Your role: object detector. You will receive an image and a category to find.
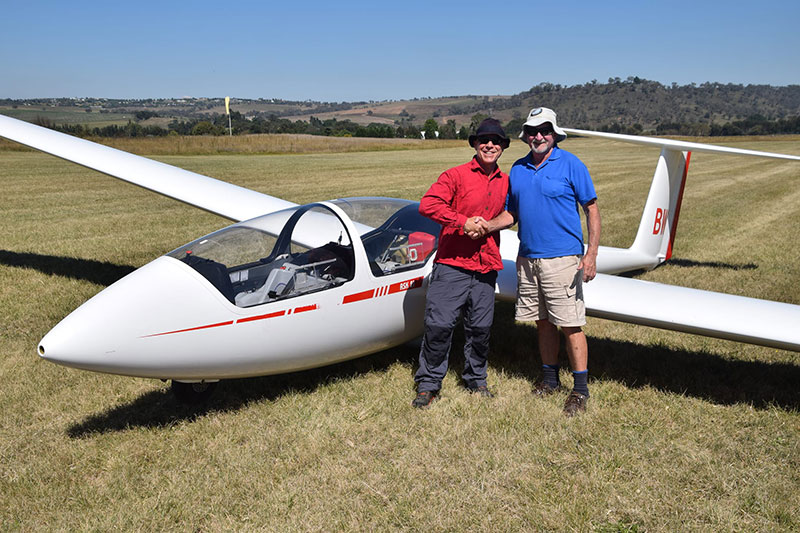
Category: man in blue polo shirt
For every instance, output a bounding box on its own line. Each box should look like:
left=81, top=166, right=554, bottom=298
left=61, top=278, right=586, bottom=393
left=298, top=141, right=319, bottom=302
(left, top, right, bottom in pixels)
left=476, top=107, right=601, bottom=416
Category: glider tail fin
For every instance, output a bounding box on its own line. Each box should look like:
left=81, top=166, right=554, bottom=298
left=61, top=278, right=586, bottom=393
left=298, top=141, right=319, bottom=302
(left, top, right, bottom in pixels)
left=564, top=126, right=799, bottom=274
left=628, top=147, right=691, bottom=265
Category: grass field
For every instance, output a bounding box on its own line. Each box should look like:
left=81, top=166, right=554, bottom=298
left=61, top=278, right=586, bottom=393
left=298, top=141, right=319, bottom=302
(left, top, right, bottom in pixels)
left=0, top=132, right=461, bottom=156
left=1, top=133, right=799, bottom=531
left=0, top=106, right=134, bottom=128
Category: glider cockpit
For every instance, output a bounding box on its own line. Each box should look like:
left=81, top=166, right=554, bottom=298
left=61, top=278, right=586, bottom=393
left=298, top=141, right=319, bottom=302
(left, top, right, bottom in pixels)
left=35, top=197, right=440, bottom=381
left=167, top=198, right=440, bottom=308
left=358, top=200, right=440, bottom=277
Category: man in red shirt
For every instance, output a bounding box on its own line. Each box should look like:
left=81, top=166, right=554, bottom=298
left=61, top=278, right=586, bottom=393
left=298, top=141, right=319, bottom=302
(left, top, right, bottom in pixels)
left=412, top=118, right=510, bottom=408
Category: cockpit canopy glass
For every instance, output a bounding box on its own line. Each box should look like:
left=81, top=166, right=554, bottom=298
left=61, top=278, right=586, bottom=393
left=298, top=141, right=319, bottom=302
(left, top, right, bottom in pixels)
left=331, top=198, right=440, bottom=277
left=166, top=198, right=440, bottom=307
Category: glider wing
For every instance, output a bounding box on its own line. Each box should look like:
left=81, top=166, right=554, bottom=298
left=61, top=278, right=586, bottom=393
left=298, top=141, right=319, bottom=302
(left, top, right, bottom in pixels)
left=0, top=114, right=295, bottom=222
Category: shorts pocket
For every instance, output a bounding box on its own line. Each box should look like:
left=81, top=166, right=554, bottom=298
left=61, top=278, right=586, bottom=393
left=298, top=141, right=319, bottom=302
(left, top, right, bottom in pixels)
left=563, top=282, right=576, bottom=299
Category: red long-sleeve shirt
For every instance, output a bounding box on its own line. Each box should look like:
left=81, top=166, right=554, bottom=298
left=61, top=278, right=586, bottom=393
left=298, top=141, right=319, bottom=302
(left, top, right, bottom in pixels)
left=419, top=157, right=508, bottom=273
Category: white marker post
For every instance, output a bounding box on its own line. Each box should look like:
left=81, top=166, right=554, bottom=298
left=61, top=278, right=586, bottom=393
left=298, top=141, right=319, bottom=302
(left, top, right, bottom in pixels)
left=225, top=96, right=232, bottom=136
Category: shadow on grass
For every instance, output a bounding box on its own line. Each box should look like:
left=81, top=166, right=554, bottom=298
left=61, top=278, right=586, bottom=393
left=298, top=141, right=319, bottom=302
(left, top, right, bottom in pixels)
left=487, top=302, right=799, bottom=411
left=0, top=250, right=136, bottom=286
left=666, top=257, right=758, bottom=270
left=67, top=344, right=417, bottom=438
left=585, top=337, right=798, bottom=409
left=614, top=257, right=759, bottom=279
left=68, top=302, right=798, bottom=437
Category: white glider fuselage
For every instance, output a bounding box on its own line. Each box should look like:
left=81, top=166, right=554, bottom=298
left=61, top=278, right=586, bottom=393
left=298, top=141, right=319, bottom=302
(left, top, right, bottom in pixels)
left=38, top=199, right=437, bottom=380
left=39, top=254, right=431, bottom=380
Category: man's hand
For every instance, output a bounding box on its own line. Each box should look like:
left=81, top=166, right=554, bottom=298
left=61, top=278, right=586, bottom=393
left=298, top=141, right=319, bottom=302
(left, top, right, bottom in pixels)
left=580, top=200, right=601, bottom=282
left=464, top=216, right=489, bottom=239
left=578, top=253, right=597, bottom=282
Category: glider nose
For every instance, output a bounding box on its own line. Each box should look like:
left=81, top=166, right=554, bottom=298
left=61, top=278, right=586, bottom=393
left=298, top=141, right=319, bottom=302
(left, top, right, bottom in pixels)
left=37, top=256, right=235, bottom=377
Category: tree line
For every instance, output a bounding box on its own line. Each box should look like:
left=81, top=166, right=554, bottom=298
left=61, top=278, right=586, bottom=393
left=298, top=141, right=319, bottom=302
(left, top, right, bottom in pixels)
left=44, top=111, right=800, bottom=140
left=43, top=112, right=480, bottom=140
left=34, top=105, right=800, bottom=141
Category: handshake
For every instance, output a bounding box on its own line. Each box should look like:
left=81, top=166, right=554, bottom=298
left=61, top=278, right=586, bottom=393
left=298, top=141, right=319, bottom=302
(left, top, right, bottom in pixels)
left=464, top=216, right=492, bottom=240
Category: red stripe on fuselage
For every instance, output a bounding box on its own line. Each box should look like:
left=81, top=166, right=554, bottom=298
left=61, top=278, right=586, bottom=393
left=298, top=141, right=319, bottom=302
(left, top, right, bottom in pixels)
left=142, top=303, right=322, bottom=338
left=388, top=277, right=423, bottom=294
left=142, top=320, right=234, bottom=338
left=343, top=289, right=375, bottom=304
left=236, top=310, right=286, bottom=324
left=144, top=276, right=424, bottom=337
left=343, top=277, right=423, bottom=304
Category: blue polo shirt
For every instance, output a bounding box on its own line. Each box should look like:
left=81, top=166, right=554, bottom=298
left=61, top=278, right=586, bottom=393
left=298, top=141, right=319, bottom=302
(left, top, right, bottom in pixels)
left=505, top=147, right=596, bottom=258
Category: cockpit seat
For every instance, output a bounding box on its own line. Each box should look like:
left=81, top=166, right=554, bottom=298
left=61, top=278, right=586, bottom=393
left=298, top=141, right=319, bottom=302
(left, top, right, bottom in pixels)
left=235, top=263, right=294, bottom=307
left=182, top=254, right=235, bottom=304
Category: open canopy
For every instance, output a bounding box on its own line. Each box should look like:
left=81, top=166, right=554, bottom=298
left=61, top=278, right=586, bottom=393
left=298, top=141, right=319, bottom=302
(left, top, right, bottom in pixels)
left=167, top=198, right=441, bottom=308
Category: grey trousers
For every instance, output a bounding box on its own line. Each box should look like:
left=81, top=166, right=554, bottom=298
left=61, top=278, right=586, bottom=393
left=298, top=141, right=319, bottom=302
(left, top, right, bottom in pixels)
left=415, top=263, right=497, bottom=392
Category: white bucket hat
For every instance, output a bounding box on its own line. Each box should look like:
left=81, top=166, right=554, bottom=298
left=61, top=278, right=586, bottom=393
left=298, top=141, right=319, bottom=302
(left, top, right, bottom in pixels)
left=519, top=107, right=567, bottom=143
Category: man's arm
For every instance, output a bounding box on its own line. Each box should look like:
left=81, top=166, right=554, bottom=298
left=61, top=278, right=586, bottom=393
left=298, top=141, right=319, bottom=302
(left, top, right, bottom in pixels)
left=486, top=210, right=516, bottom=233
left=419, top=171, right=468, bottom=231
left=580, top=199, right=601, bottom=282
left=466, top=210, right=516, bottom=239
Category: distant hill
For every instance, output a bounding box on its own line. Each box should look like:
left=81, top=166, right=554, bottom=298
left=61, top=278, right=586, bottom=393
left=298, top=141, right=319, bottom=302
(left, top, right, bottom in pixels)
left=3, top=77, right=799, bottom=136
left=293, top=77, right=800, bottom=134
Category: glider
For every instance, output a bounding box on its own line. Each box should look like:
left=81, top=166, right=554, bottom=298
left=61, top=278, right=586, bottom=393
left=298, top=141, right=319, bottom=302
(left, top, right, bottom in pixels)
left=1, top=114, right=798, bottom=402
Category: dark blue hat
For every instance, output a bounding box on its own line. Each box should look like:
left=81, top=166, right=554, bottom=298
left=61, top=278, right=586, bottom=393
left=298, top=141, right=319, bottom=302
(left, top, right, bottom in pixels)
left=468, top=118, right=510, bottom=149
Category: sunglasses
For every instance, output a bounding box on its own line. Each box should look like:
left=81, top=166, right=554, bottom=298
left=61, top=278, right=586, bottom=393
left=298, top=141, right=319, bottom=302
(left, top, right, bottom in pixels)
left=477, top=136, right=504, bottom=146
left=524, top=125, right=554, bottom=137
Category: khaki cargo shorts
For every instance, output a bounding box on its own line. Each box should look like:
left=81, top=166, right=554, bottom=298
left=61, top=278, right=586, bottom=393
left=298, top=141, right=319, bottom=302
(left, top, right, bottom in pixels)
left=515, top=255, right=586, bottom=327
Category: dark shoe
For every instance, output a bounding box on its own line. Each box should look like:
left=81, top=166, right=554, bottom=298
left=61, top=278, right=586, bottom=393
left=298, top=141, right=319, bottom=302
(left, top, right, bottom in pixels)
left=412, top=390, right=439, bottom=409
left=563, top=390, right=588, bottom=417
left=468, top=385, right=494, bottom=398
left=532, top=381, right=564, bottom=397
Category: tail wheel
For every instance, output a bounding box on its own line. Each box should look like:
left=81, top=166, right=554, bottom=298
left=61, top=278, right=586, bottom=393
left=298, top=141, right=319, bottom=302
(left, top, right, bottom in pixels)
left=171, top=380, right=218, bottom=404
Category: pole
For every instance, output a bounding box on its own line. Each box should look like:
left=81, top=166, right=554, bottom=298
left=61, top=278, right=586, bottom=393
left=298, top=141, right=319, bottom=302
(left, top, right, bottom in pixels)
left=225, top=96, right=232, bottom=136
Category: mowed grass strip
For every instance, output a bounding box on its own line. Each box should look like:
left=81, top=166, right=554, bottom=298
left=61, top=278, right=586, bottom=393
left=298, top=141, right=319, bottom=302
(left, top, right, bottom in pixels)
left=1, top=135, right=799, bottom=531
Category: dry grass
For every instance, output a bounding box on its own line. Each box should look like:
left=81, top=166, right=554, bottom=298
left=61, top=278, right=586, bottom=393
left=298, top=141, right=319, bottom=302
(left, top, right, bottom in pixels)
left=0, top=132, right=463, bottom=156
left=1, top=135, right=799, bottom=531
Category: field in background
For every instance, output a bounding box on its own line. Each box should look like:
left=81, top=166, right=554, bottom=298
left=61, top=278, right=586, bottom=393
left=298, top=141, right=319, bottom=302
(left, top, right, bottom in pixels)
left=0, top=132, right=462, bottom=155
left=1, top=135, right=798, bottom=531
left=0, top=106, right=132, bottom=127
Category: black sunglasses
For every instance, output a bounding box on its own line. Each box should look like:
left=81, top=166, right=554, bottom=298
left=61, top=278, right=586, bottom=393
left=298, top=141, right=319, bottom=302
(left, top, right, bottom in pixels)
left=477, top=136, right=504, bottom=146
left=524, top=125, right=554, bottom=137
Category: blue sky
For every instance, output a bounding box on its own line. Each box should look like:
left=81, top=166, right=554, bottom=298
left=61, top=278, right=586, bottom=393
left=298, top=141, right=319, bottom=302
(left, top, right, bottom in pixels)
left=1, top=0, right=798, bottom=101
